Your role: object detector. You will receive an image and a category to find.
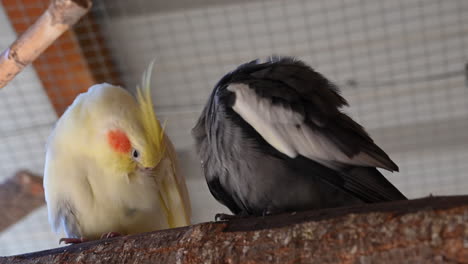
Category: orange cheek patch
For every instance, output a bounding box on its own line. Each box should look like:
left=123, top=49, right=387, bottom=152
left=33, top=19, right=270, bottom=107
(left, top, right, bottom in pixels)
left=107, top=130, right=131, bottom=153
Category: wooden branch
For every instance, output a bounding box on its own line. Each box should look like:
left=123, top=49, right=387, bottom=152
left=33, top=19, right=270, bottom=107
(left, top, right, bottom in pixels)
left=0, top=171, right=45, bottom=232
left=5, top=0, right=121, bottom=115
left=1, top=196, right=467, bottom=263
left=0, top=0, right=92, bottom=89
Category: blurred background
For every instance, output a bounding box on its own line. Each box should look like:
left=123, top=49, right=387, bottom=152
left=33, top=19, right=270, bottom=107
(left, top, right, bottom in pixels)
left=0, top=0, right=467, bottom=256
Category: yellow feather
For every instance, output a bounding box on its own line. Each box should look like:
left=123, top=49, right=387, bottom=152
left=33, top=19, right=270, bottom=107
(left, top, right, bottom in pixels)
left=135, top=60, right=191, bottom=228
left=161, top=136, right=192, bottom=227
left=136, top=60, right=166, bottom=168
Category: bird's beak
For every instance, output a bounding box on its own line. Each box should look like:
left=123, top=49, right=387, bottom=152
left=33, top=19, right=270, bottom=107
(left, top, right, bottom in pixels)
left=138, top=165, right=156, bottom=171
left=137, top=164, right=157, bottom=176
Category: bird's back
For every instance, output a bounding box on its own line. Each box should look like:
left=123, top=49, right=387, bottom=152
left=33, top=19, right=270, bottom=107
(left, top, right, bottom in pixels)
left=193, top=57, right=406, bottom=216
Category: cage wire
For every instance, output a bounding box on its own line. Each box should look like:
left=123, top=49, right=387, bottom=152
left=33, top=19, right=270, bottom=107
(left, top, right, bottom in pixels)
left=0, top=0, right=467, bottom=256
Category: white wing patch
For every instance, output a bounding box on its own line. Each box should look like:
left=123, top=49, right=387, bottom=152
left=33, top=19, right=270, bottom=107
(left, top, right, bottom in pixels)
left=227, top=84, right=385, bottom=169
left=228, top=84, right=299, bottom=158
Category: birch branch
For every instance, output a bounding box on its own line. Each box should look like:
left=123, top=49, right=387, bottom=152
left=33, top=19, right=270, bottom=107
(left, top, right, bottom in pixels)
left=0, top=0, right=92, bottom=89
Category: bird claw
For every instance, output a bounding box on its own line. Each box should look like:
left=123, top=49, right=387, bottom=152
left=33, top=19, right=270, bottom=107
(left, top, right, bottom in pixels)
left=100, top=232, right=122, bottom=239
left=215, top=212, right=250, bottom=222
left=59, top=232, right=121, bottom=244
left=215, top=213, right=235, bottom=221
left=59, top=237, right=87, bottom=245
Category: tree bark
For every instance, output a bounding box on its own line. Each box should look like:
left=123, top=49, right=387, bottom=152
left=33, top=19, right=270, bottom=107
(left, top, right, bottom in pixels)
left=0, top=0, right=92, bottom=89
left=1, top=196, right=467, bottom=263
left=0, top=171, right=45, bottom=232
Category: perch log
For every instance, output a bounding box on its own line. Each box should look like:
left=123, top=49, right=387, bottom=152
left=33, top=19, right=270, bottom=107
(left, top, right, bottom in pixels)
left=0, top=196, right=467, bottom=263
left=0, top=0, right=92, bottom=89
left=0, top=171, right=45, bottom=232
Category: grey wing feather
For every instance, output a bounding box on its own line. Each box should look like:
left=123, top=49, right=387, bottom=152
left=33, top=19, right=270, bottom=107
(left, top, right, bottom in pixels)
left=52, top=200, right=82, bottom=238
left=226, top=57, right=398, bottom=171
left=340, top=167, right=406, bottom=201
left=224, top=57, right=405, bottom=201
left=192, top=94, right=247, bottom=213
left=228, top=82, right=398, bottom=171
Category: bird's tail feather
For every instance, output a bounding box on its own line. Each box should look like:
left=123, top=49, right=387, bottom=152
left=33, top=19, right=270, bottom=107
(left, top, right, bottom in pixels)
left=341, top=166, right=407, bottom=202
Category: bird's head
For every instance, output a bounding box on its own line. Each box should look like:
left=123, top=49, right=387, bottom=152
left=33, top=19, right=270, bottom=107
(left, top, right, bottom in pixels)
left=91, top=62, right=165, bottom=178
left=104, top=125, right=162, bottom=175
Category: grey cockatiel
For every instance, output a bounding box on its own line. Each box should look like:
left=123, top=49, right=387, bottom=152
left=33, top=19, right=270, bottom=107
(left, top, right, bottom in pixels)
left=192, top=56, right=406, bottom=217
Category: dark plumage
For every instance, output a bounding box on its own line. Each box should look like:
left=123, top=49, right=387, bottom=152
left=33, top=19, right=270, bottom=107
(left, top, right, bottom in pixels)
left=192, top=56, right=406, bottom=216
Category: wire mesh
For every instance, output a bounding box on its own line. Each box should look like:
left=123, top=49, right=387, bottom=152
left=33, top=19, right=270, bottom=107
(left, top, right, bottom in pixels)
left=0, top=0, right=467, bottom=256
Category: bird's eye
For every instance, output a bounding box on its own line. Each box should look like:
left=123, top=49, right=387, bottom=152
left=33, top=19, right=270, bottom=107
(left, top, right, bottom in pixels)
left=132, top=149, right=139, bottom=159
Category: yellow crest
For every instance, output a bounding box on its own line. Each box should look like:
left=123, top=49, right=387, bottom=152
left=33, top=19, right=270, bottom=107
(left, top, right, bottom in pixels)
left=136, top=60, right=166, bottom=167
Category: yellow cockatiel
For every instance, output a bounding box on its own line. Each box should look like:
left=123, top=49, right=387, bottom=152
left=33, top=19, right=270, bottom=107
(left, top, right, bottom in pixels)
left=43, top=61, right=191, bottom=243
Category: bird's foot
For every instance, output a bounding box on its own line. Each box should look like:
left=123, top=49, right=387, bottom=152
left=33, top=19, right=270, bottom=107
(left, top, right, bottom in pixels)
left=59, top=232, right=122, bottom=244
left=215, top=211, right=249, bottom=222
left=59, top=237, right=88, bottom=245
left=215, top=213, right=236, bottom=221
left=262, top=209, right=279, bottom=217
left=100, top=232, right=122, bottom=239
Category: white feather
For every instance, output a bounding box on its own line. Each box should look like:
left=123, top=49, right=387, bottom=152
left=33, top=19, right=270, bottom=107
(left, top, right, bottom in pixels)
left=228, top=84, right=381, bottom=169
left=228, top=84, right=298, bottom=157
